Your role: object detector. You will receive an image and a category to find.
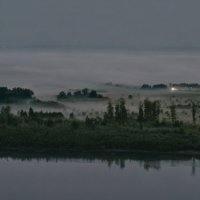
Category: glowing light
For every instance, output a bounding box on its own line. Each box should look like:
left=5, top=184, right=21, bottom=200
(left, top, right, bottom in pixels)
left=171, top=87, right=177, bottom=91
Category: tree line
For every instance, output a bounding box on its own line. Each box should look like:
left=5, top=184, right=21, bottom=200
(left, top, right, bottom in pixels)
left=0, top=98, right=198, bottom=129
left=0, top=87, right=34, bottom=103
left=57, top=88, right=106, bottom=100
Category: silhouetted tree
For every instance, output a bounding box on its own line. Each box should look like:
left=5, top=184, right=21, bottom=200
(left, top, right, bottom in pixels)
left=29, top=108, right=35, bottom=119
left=114, top=98, right=128, bottom=124
left=170, top=103, right=177, bottom=125
left=128, top=94, right=133, bottom=99
left=1, top=106, right=11, bottom=116
left=69, top=112, right=75, bottom=120
left=0, top=106, right=11, bottom=124
left=141, top=84, right=152, bottom=90
left=143, top=99, right=160, bottom=122
left=152, top=100, right=161, bottom=122
left=74, top=90, right=82, bottom=97
left=67, top=91, right=72, bottom=97
left=85, top=116, right=95, bottom=129
left=107, top=101, right=114, bottom=120
left=192, top=102, right=197, bottom=124
left=119, top=98, right=128, bottom=123
left=144, top=98, right=152, bottom=121
left=85, top=116, right=91, bottom=127
left=152, top=84, right=168, bottom=90
left=89, top=90, right=97, bottom=98
left=82, top=88, right=88, bottom=96
left=138, top=103, right=144, bottom=130
left=104, top=101, right=114, bottom=123
left=20, top=110, right=28, bottom=118
left=57, top=91, right=67, bottom=99
left=0, top=87, right=34, bottom=102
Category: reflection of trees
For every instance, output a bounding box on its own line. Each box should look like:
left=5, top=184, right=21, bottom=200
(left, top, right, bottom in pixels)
left=107, top=159, right=125, bottom=169
left=0, top=150, right=199, bottom=173
left=191, top=157, right=196, bottom=176
left=142, top=160, right=161, bottom=171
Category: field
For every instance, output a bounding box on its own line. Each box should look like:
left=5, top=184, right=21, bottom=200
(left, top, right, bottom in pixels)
left=0, top=84, right=200, bottom=152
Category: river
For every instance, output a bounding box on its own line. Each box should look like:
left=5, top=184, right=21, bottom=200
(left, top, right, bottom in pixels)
left=0, top=151, right=199, bottom=200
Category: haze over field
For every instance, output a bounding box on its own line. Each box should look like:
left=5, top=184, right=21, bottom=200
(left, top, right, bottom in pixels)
left=0, top=50, right=200, bottom=96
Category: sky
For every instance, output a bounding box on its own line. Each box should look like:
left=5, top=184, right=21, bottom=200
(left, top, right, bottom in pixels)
left=0, top=0, right=200, bottom=49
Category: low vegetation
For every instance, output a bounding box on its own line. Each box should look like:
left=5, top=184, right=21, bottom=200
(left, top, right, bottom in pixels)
left=0, top=97, right=200, bottom=152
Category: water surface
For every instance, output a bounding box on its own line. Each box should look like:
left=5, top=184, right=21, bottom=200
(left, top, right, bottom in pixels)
left=0, top=152, right=199, bottom=200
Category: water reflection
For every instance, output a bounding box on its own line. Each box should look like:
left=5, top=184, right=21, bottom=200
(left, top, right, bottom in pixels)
left=0, top=150, right=199, bottom=174
left=0, top=150, right=200, bottom=200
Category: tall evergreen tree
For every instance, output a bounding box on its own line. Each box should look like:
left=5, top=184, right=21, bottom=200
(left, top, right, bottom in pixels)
left=152, top=100, right=160, bottom=122
left=104, top=101, right=114, bottom=122
left=143, top=99, right=160, bottom=122
left=138, top=103, right=144, bottom=130
left=119, top=98, right=128, bottom=123
left=192, top=102, right=197, bottom=124
left=114, top=98, right=128, bottom=124
left=115, top=103, right=120, bottom=123
left=0, top=106, right=11, bottom=124
left=29, top=107, right=35, bottom=119
left=170, top=103, right=177, bottom=125
left=144, top=98, right=152, bottom=121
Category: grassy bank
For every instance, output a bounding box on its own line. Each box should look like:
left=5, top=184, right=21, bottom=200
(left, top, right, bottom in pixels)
left=0, top=123, right=200, bottom=152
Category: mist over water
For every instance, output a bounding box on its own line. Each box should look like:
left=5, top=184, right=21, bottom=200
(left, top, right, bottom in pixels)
left=0, top=49, right=200, bottom=96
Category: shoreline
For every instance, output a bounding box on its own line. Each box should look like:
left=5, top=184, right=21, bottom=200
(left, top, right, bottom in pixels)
left=1, top=147, right=200, bottom=157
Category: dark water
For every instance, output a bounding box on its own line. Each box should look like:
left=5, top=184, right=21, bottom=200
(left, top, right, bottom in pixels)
left=0, top=151, right=199, bottom=200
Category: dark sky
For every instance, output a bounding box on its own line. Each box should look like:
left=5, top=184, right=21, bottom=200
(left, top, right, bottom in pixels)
left=1, top=0, right=200, bottom=48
